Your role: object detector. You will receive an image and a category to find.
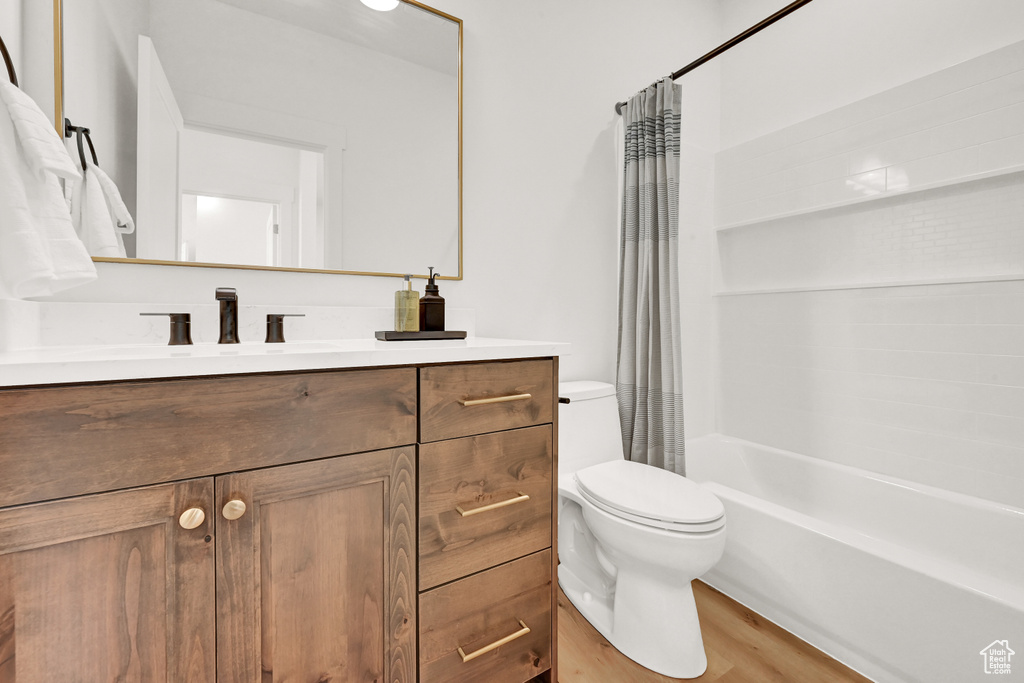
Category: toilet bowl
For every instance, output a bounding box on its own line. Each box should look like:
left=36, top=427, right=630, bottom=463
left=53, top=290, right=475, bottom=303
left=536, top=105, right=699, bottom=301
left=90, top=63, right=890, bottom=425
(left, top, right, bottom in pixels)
left=557, top=381, right=726, bottom=679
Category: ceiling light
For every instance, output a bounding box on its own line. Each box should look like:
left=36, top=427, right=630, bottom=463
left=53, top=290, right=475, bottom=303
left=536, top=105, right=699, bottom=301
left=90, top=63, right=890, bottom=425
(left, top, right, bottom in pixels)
left=360, top=0, right=399, bottom=10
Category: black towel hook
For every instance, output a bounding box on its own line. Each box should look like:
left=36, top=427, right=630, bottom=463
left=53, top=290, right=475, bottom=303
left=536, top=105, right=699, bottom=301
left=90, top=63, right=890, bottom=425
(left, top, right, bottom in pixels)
left=0, top=33, right=17, bottom=87
left=64, top=118, right=99, bottom=172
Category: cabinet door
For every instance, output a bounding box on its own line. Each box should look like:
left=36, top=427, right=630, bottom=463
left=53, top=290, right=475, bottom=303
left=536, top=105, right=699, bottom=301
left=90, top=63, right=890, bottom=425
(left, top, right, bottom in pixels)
left=216, top=447, right=416, bottom=683
left=0, top=479, right=215, bottom=682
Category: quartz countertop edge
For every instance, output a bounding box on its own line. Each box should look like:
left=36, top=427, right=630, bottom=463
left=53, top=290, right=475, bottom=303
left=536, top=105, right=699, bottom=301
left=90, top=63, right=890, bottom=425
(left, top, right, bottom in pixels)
left=0, top=337, right=570, bottom=387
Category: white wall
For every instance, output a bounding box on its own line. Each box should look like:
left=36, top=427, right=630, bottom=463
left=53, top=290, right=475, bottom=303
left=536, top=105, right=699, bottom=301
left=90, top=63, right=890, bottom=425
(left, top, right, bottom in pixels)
left=32, top=0, right=722, bottom=389
left=719, top=0, right=1024, bottom=148
left=714, top=1, right=1024, bottom=507
left=434, top=0, right=720, bottom=425
left=1, top=2, right=22, bottom=82
left=12, top=0, right=56, bottom=127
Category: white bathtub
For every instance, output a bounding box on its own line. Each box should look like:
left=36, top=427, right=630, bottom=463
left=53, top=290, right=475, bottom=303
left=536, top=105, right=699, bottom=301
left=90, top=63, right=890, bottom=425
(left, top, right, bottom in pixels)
left=686, top=434, right=1024, bottom=683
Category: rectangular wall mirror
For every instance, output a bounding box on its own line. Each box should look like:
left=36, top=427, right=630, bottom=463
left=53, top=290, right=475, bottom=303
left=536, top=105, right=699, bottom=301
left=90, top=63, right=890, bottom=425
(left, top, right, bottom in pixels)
left=57, top=0, right=462, bottom=279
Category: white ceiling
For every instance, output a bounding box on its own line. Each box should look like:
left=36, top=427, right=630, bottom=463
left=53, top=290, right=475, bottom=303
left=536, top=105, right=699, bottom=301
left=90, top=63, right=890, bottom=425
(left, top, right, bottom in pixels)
left=211, top=0, right=459, bottom=75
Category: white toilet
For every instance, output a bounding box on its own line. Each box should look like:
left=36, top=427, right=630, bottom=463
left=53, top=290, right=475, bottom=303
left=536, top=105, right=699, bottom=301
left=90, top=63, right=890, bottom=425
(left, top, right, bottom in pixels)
left=557, top=381, right=726, bottom=679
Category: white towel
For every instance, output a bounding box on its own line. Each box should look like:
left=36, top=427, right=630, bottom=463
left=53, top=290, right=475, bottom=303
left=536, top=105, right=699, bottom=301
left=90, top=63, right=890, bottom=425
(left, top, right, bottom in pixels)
left=0, top=82, right=96, bottom=299
left=66, top=160, right=133, bottom=258
left=92, top=163, right=135, bottom=237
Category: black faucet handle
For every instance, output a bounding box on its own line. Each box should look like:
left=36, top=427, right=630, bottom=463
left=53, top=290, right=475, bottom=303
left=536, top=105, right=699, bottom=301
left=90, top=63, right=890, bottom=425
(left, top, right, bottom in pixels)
left=265, top=314, right=305, bottom=343
left=215, top=287, right=237, bottom=301
left=140, top=312, right=193, bottom=346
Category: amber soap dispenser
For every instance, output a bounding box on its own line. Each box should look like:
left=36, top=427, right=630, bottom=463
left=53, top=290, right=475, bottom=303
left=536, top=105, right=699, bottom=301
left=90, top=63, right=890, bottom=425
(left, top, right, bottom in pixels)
left=394, top=274, right=419, bottom=332
left=419, top=267, right=445, bottom=331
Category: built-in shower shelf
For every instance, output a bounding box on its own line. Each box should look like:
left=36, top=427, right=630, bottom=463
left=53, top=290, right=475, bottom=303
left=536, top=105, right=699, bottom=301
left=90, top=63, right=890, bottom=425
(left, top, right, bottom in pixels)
left=714, top=40, right=1024, bottom=232
left=714, top=273, right=1024, bottom=297
left=714, top=164, right=1024, bottom=233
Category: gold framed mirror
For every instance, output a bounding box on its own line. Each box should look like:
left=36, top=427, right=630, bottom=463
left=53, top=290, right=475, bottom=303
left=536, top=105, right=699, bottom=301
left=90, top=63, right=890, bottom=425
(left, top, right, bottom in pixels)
left=54, top=0, right=461, bottom=280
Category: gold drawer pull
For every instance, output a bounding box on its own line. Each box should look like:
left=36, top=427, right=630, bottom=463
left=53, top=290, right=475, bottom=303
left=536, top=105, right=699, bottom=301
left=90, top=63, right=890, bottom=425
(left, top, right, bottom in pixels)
left=456, top=492, right=530, bottom=517
left=457, top=620, right=531, bottom=663
left=458, top=393, right=532, bottom=407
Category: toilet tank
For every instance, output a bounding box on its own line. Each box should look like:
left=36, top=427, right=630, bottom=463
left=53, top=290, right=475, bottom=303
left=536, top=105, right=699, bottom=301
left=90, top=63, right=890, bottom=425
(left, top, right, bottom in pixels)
left=558, top=381, right=625, bottom=478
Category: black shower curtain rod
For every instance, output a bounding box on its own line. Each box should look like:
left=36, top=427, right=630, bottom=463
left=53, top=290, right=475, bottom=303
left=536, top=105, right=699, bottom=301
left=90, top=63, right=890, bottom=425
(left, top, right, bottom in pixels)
left=615, top=0, right=816, bottom=114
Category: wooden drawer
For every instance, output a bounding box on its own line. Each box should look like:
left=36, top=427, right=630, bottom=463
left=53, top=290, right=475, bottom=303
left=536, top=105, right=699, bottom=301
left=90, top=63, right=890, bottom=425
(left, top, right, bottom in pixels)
left=419, top=425, right=552, bottom=590
left=419, top=549, right=552, bottom=683
left=0, top=367, right=417, bottom=507
left=419, top=360, right=554, bottom=442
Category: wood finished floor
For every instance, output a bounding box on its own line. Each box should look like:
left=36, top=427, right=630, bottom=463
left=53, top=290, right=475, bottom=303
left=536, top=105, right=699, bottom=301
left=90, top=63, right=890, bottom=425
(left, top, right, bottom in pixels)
left=558, top=581, right=873, bottom=683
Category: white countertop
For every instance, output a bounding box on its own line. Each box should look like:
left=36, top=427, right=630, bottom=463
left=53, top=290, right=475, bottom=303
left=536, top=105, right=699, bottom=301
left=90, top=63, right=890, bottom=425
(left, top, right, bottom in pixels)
left=0, top=337, right=569, bottom=387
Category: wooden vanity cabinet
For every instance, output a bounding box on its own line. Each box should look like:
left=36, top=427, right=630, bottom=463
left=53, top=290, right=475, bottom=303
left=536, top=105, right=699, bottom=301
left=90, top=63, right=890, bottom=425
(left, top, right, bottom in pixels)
left=0, top=357, right=558, bottom=683
left=418, top=359, right=558, bottom=683
left=0, top=367, right=418, bottom=683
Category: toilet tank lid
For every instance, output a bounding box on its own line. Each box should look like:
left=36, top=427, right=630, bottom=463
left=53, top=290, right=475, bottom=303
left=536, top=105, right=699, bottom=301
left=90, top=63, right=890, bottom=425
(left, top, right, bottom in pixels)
left=559, top=381, right=615, bottom=402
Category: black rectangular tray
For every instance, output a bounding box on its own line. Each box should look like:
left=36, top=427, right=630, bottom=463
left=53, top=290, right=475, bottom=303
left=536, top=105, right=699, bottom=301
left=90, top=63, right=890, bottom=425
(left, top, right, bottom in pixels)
left=375, top=330, right=468, bottom=341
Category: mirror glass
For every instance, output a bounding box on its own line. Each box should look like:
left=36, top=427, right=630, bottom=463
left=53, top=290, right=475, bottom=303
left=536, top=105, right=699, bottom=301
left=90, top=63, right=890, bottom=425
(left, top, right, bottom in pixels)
left=60, top=0, right=461, bottom=278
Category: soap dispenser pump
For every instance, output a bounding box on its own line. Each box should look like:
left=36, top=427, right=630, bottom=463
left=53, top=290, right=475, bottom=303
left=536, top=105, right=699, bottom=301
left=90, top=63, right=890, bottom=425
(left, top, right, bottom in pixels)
left=419, top=267, right=445, bottom=332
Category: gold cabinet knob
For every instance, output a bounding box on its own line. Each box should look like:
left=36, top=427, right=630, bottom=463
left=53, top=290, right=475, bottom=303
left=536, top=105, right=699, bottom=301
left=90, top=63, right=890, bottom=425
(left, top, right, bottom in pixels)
left=222, top=499, right=247, bottom=520
left=178, top=507, right=206, bottom=530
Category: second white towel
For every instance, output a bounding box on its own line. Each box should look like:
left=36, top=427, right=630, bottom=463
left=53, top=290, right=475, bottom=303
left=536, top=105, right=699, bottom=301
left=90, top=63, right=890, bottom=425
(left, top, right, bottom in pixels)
left=66, top=160, right=134, bottom=258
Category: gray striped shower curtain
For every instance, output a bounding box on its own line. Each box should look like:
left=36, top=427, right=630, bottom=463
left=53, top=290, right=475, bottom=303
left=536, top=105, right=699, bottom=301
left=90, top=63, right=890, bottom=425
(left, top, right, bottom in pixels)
left=616, top=77, right=686, bottom=474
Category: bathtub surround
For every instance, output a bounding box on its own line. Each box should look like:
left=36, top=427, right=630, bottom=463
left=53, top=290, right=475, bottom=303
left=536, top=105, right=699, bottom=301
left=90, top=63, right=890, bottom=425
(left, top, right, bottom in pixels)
left=715, top=38, right=1024, bottom=509
left=717, top=283, right=1024, bottom=508
left=617, top=79, right=687, bottom=473
left=715, top=38, right=1024, bottom=234
left=702, top=9, right=1024, bottom=681
left=688, top=434, right=1024, bottom=683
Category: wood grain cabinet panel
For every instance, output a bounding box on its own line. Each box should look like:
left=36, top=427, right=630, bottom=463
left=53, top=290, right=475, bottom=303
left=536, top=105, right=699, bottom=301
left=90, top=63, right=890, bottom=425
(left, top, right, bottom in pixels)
left=417, top=359, right=559, bottom=683
left=419, top=550, right=552, bottom=683
left=0, top=367, right=417, bottom=507
left=215, top=447, right=416, bottom=683
left=0, top=479, right=216, bottom=682
left=420, top=361, right=553, bottom=442
left=0, top=358, right=558, bottom=682
left=419, top=426, right=552, bottom=590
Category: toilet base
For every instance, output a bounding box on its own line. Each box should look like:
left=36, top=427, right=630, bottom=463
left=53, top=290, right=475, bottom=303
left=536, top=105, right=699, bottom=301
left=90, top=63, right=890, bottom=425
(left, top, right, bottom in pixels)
left=559, top=564, right=709, bottom=679
left=559, top=564, right=615, bottom=636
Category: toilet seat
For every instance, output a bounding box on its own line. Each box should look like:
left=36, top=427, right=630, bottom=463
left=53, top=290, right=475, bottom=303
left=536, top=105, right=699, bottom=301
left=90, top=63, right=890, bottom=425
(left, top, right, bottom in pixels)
left=574, top=459, right=725, bottom=533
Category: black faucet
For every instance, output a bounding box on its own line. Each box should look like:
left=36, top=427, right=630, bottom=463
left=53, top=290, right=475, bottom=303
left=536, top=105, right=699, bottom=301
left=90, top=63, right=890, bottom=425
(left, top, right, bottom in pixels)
left=216, top=288, right=240, bottom=344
